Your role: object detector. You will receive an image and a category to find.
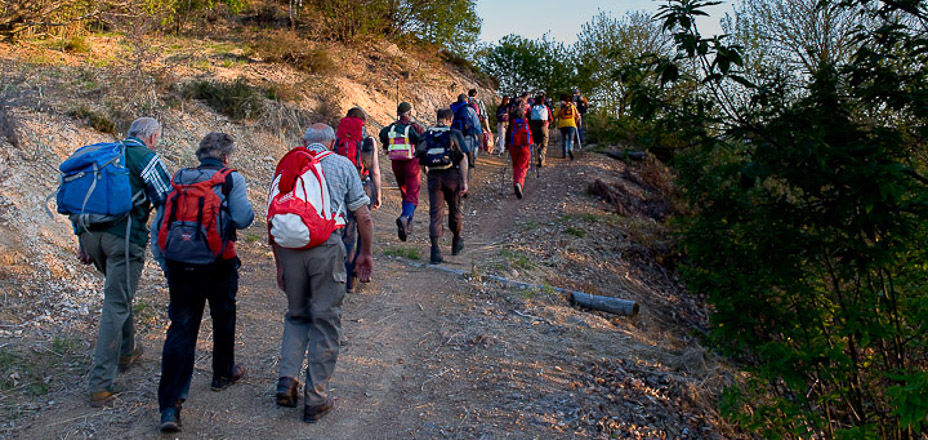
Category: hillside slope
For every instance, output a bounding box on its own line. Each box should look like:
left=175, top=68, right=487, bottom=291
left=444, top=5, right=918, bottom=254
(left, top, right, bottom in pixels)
left=0, top=35, right=743, bottom=439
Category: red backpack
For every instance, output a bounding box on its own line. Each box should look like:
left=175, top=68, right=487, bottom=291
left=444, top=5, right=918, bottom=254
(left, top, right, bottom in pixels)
left=158, top=168, right=235, bottom=264
left=267, top=148, right=342, bottom=249
left=508, top=118, right=533, bottom=147
left=335, top=116, right=368, bottom=178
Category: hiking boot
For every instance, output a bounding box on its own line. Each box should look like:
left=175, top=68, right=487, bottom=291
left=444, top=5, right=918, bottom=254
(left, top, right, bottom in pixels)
left=211, top=364, right=246, bottom=391
left=160, top=406, right=182, bottom=433
left=452, top=237, right=464, bottom=256
left=396, top=216, right=407, bottom=242
left=430, top=237, right=443, bottom=264
left=404, top=217, right=413, bottom=236
left=89, top=389, right=117, bottom=408
left=514, top=183, right=523, bottom=200
left=568, top=150, right=575, bottom=160
left=275, top=377, right=300, bottom=408
left=118, top=347, right=143, bottom=373
left=303, top=397, right=334, bottom=423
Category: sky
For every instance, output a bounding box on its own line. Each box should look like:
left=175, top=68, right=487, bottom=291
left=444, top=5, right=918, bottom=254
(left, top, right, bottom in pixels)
left=475, top=0, right=733, bottom=45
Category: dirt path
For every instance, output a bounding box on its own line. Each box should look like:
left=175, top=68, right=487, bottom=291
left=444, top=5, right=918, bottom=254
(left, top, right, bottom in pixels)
left=12, top=146, right=738, bottom=439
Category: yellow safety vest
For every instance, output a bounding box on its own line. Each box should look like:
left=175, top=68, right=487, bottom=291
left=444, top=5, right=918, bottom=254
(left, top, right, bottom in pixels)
left=387, top=124, right=414, bottom=160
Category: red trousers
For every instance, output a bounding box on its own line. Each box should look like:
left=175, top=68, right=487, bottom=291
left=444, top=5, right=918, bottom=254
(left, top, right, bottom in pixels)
left=391, top=158, right=421, bottom=206
left=509, top=144, right=531, bottom=186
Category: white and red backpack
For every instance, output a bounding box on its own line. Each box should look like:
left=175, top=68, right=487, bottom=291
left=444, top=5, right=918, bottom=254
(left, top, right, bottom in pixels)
left=267, top=148, right=343, bottom=249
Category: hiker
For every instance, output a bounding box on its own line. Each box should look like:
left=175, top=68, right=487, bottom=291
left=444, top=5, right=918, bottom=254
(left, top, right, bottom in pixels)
left=495, top=95, right=510, bottom=154
left=268, top=123, right=373, bottom=424
left=517, top=92, right=532, bottom=118
left=555, top=94, right=581, bottom=160
left=61, top=117, right=171, bottom=407
left=450, top=93, right=481, bottom=174
left=529, top=94, right=553, bottom=167
left=416, top=108, right=469, bottom=264
left=156, top=132, right=255, bottom=433
left=507, top=106, right=534, bottom=199
left=335, top=108, right=381, bottom=292
left=379, top=101, right=425, bottom=242
left=468, top=88, right=492, bottom=154
left=572, top=87, right=589, bottom=144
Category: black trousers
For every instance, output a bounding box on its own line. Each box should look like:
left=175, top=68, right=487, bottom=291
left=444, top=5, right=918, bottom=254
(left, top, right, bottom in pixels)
left=158, top=258, right=239, bottom=411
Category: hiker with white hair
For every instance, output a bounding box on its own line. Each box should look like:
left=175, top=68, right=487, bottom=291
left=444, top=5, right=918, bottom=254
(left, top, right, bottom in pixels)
left=267, top=122, right=374, bottom=423
left=59, top=116, right=172, bottom=407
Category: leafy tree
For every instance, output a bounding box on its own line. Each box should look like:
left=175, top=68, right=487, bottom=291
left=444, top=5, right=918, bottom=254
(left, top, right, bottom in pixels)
left=721, top=0, right=869, bottom=86
left=399, top=0, right=480, bottom=55
left=574, top=10, right=673, bottom=118
left=301, top=0, right=479, bottom=52
left=631, top=0, right=928, bottom=437
left=477, top=34, right=574, bottom=98
left=0, top=0, right=122, bottom=40
left=144, top=0, right=246, bottom=32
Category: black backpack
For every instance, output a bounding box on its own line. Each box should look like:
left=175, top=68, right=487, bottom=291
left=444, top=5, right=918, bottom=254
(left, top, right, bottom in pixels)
left=421, top=127, right=454, bottom=170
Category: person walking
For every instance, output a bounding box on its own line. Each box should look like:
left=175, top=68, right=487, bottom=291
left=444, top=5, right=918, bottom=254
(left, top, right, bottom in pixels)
left=335, top=108, right=381, bottom=292
left=468, top=88, right=492, bottom=154
left=506, top=107, right=534, bottom=199
left=65, top=117, right=171, bottom=407
left=416, top=108, right=469, bottom=264
left=572, top=87, right=589, bottom=144
left=380, top=101, right=425, bottom=242
left=156, top=132, right=255, bottom=433
left=495, top=95, right=510, bottom=155
left=529, top=94, right=553, bottom=168
left=450, top=93, right=481, bottom=174
left=555, top=94, right=581, bottom=160
left=270, top=123, right=373, bottom=424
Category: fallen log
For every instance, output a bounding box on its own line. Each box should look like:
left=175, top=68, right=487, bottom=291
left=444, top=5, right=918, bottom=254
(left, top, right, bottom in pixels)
left=570, top=292, right=639, bottom=316
left=399, top=259, right=640, bottom=316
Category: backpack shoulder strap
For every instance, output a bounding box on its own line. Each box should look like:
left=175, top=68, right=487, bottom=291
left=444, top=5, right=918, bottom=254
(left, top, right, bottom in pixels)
left=216, top=167, right=236, bottom=196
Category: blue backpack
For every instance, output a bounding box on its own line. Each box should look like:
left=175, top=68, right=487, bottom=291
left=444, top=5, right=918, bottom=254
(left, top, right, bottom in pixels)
left=55, top=142, right=143, bottom=226
left=451, top=103, right=479, bottom=136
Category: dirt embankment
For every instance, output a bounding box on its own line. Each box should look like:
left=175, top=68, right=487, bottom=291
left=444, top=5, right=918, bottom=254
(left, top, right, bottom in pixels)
left=0, top=35, right=746, bottom=439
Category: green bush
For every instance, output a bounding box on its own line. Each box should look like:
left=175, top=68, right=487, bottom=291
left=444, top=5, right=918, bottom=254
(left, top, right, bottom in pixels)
left=62, top=35, right=91, bottom=54
left=250, top=32, right=335, bottom=75
left=181, top=78, right=265, bottom=120
left=69, top=105, right=117, bottom=134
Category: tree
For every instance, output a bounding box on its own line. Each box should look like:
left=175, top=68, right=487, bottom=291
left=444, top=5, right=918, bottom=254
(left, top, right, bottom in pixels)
left=477, top=34, right=574, bottom=98
left=0, top=0, right=124, bottom=40
left=722, top=0, right=868, bottom=82
left=143, top=0, right=246, bottom=32
left=634, top=0, right=928, bottom=437
left=573, top=10, right=674, bottom=118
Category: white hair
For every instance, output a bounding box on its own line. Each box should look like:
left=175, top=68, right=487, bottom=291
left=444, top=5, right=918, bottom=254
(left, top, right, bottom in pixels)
left=127, top=117, right=161, bottom=139
left=303, top=124, right=335, bottom=145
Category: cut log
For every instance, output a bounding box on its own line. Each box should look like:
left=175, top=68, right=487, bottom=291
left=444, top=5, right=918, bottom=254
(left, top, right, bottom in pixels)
left=570, top=292, right=639, bottom=316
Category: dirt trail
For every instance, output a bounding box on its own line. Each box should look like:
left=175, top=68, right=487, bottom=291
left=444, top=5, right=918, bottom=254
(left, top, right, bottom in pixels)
left=13, top=145, right=734, bottom=439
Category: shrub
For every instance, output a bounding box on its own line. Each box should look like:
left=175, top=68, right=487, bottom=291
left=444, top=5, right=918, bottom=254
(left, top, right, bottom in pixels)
left=181, top=78, right=264, bottom=120
left=250, top=32, right=335, bottom=75
left=69, top=105, right=117, bottom=134
left=62, top=35, right=91, bottom=54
